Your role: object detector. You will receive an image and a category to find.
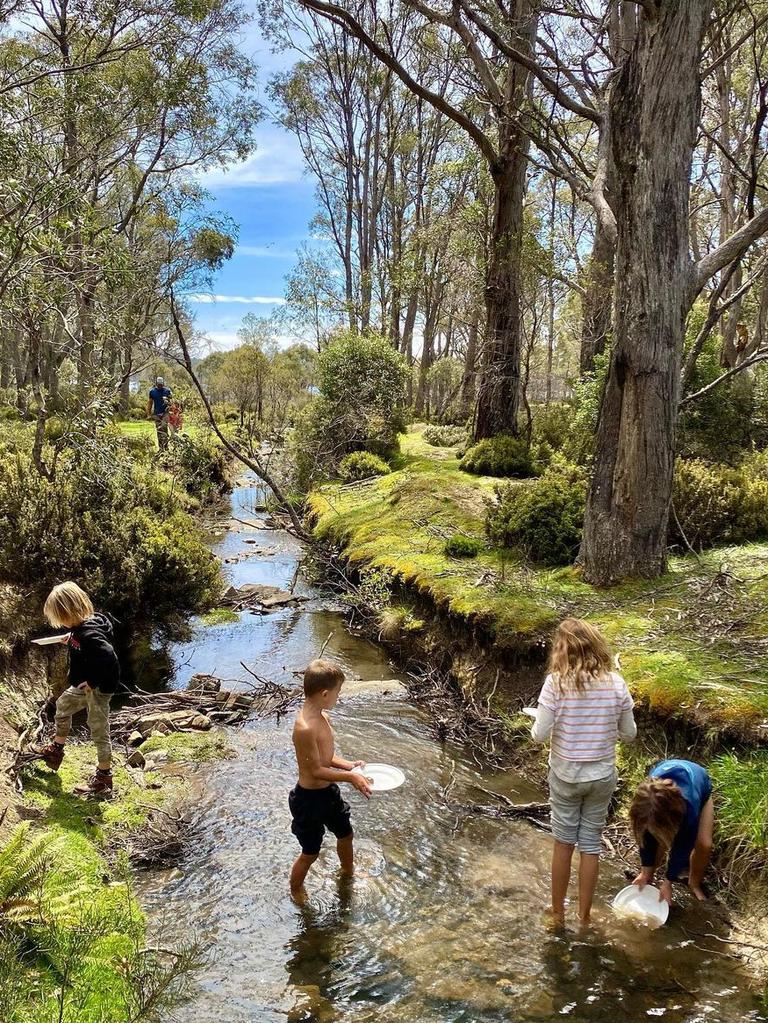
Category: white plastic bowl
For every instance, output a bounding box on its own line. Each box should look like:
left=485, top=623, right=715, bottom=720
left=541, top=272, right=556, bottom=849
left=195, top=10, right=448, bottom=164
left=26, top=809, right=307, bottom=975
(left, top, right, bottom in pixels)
left=352, top=763, right=405, bottom=792
left=611, top=884, right=669, bottom=926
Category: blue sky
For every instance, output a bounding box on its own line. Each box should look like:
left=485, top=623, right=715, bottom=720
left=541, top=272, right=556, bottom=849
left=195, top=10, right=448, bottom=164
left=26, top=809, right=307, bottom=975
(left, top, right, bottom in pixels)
left=188, top=22, right=315, bottom=350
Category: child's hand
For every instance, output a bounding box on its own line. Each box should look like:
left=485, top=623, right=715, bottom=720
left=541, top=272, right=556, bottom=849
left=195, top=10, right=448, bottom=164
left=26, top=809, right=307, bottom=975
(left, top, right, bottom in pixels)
left=658, top=879, right=673, bottom=905
left=350, top=772, right=373, bottom=798
left=351, top=760, right=366, bottom=769
left=632, top=868, right=654, bottom=890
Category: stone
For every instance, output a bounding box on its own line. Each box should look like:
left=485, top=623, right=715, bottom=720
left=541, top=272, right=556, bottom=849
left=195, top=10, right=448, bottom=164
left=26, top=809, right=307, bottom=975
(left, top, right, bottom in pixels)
left=127, top=730, right=144, bottom=747
left=188, top=713, right=212, bottom=730
left=186, top=673, right=221, bottom=695
left=127, top=749, right=146, bottom=769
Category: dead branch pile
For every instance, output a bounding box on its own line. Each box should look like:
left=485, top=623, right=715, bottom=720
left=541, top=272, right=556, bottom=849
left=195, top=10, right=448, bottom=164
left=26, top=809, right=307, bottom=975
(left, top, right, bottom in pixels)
left=118, top=802, right=201, bottom=868
left=110, top=673, right=301, bottom=743
left=220, top=583, right=308, bottom=614
left=404, top=662, right=515, bottom=769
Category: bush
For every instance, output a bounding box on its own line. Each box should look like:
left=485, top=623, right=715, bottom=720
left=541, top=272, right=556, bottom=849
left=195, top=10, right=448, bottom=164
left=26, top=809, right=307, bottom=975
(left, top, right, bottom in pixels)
left=292, top=330, right=409, bottom=489
left=163, top=433, right=229, bottom=500
left=486, top=457, right=587, bottom=566
left=460, top=435, right=535, bottom=478
left=444, top=534, right=483, bottom=558
left=423, top=424, right=468, bottom=448
left=0, top=449, right=220, bottom=624
left=338, top=451, right=391, bottom=482
left=671, top=458, right=768, bottom=550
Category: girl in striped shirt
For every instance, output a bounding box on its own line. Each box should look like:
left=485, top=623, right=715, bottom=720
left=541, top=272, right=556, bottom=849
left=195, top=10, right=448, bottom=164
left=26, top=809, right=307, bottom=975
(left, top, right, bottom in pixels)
left=532, top=618, right=636, bottom=927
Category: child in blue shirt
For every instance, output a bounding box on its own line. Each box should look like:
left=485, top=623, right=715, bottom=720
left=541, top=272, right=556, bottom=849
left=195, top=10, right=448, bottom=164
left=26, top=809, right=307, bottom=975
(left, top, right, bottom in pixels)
left=629, top=759, right=714, bottom=905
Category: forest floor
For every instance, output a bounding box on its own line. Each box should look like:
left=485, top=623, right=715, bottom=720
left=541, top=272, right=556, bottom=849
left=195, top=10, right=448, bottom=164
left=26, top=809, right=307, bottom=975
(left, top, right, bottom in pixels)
left=308, top=425, right=768, bottom=877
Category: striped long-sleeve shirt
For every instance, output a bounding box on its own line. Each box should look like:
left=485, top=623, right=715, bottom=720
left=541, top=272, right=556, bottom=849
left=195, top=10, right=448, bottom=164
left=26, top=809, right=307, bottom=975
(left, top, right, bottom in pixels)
left=531, top=672, right=637, bottom=782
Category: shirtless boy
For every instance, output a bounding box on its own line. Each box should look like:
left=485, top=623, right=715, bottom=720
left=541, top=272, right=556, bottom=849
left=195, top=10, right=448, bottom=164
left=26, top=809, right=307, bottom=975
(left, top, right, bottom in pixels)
left=289, top=659, right=372, bottom=895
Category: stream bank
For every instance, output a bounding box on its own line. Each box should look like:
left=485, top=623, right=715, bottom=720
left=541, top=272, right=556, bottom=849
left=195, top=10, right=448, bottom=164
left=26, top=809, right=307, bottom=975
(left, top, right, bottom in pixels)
left=307, top=427, right=768, bottom=885
left=136, top=473, right=766, bottom=1022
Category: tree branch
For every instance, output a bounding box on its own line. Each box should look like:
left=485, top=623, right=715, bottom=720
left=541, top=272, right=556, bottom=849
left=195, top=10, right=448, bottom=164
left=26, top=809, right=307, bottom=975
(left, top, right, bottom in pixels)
left=298, top=0, right=498, bottom=165
left=680, top=350, right=768, bottom=407
left=692, top=208, right=768, bottom=298
left=454, top=0, right=602, bottom=124
left=167, top=295, right=310, bottom=540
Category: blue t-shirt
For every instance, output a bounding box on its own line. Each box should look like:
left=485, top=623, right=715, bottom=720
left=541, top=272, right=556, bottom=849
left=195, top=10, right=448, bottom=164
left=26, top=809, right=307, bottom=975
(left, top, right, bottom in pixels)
left=149, top=386, right=172, bottom=416
left=639, top=759, right=713, bottom=879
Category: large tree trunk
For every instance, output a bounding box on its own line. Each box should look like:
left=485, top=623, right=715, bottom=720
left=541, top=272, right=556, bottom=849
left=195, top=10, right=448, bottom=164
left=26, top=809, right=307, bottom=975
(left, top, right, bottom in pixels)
left=473, top=114, right=529, bottom=439
left=580, top=0, right=711, bottom=586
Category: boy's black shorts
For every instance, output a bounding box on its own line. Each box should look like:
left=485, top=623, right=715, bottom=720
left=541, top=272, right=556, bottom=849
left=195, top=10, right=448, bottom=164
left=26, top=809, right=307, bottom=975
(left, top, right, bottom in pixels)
left=289, top=783, right=353, bottom=855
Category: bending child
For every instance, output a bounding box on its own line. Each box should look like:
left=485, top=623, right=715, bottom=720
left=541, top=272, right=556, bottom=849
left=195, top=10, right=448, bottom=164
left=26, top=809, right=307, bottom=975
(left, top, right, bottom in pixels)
left=531, top=618, right=637, bottom=926
left=33, top=582, right=120, bottom=795
left=630, top=758, right=714, bottom=905
left=289, top=659, right=372, bottom=897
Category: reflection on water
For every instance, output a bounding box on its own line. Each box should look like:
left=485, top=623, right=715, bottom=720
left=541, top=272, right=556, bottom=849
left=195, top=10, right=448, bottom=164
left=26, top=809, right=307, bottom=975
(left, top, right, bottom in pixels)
left=138, top=478, right=765, bottom=1023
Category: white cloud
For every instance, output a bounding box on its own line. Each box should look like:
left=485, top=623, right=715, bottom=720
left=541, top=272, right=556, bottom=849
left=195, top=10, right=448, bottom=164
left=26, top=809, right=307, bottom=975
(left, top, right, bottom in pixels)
left=188, top=293, right=286, bottom=305
left=196, top=127, right=306, bottom=189
left=201, top=330, right=297, bottom=353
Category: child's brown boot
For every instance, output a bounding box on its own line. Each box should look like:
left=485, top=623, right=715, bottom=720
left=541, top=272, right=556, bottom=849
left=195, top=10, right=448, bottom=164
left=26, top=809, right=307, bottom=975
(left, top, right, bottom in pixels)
left=74, top=768, right=113, bottom=796
left=31, top=740, right=65, bottom=770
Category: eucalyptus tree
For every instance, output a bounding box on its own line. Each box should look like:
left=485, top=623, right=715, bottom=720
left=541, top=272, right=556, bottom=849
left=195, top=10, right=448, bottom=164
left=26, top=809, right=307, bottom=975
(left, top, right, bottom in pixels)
left=0, top=0, right=258, bottom=415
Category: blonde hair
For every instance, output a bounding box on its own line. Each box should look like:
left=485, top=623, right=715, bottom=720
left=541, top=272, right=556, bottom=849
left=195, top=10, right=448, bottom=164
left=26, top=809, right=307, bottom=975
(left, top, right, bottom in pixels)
left=548, top=617, right=613, bottom=692
left=630, top=778, right=686, bottom=865
left=44, top=582, right=94, bottom=628
left=303, top=658, right=344, bottom=697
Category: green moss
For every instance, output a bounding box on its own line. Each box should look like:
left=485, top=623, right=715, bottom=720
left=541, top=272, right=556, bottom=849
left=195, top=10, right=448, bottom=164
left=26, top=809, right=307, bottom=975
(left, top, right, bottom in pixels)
left=200, top=607, right=240, bottom=625
left=140, top=730, right=232, bottom=763
left=309, top=425, right=768, bottom=735
left=22, top=744, right=175, bottom=841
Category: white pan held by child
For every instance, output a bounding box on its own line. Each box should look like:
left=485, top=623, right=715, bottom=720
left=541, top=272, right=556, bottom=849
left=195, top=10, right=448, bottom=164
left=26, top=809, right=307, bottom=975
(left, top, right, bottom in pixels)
left=352, top=763, right=405, bottom=792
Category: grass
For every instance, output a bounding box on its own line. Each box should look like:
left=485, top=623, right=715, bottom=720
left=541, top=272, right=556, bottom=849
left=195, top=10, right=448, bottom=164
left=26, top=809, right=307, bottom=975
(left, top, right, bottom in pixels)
left=140, top=730, right=233, bottom=763
left=309, top=425, right=768, bottom=737
left=1, top=732, right=227, bottom=1021
left=200, top=607, right=240, bottom=625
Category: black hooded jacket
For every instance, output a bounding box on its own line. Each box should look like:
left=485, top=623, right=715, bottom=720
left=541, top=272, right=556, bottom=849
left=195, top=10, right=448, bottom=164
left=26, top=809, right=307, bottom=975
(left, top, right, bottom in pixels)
left=67, top=613, right=120, bottom=695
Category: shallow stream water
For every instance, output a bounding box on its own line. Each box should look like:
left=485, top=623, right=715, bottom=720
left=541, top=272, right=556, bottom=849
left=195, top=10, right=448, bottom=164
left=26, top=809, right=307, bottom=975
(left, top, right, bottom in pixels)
left=138, top=478, right=766, bottom=1023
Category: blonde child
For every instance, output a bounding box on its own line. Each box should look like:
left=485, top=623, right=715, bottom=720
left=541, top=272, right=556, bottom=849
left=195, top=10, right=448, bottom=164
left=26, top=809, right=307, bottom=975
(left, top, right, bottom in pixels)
left=531, top=618, right=636, bottom=925
left=289, top=659, right=372, bottom=896
left=33, top=582, right=120, bottom=795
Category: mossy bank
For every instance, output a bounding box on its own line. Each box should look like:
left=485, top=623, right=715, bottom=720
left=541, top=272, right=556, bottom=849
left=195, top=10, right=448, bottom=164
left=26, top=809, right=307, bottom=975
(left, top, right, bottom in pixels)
left=0, top=586, right=231, bottom=1023
left=308, top=426, right=768, bottom=881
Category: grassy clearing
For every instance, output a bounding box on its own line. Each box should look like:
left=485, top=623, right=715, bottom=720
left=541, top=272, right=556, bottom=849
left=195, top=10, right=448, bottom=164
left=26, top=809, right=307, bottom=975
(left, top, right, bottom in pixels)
left=309, top=426, right=768, bottom=736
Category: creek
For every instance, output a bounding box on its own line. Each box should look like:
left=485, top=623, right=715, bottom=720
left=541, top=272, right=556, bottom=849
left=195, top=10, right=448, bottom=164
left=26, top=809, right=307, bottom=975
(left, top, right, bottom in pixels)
left=137, top=476, right=765, bottom=1023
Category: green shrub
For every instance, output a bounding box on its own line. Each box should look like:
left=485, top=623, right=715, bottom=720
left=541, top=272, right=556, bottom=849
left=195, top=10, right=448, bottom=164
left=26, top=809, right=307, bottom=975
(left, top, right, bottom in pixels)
left=444, top=534, right=483, bottom=558
left=0, top=450, right=220, bottom=624
left=530, top=402, right=571, bottom=452
left=338, top=450, right=391, bottom=482
left=292, top=330, right=408, bottom=489
left=560, top=353, right=609, bottom=466
left=164, top=433, right=229, bottom=500
left=486, top=457, right=587, bottom=566
left=671, top=458, right=768, bottom=549
left=423, top=424, right=468, bottom=448
left=460, top=435, right=535, bottom=478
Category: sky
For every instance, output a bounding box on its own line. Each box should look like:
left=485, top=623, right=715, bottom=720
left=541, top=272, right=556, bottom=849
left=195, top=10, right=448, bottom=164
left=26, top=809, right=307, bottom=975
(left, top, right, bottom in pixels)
left=188, top=19, right=315, bottom=351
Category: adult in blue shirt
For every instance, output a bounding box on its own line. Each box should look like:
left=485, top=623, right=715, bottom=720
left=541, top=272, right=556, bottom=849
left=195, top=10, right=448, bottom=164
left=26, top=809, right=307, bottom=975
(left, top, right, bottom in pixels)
left=147, top=376, right=172, bottom=451
left=629, top=759, right=714, bottom=905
